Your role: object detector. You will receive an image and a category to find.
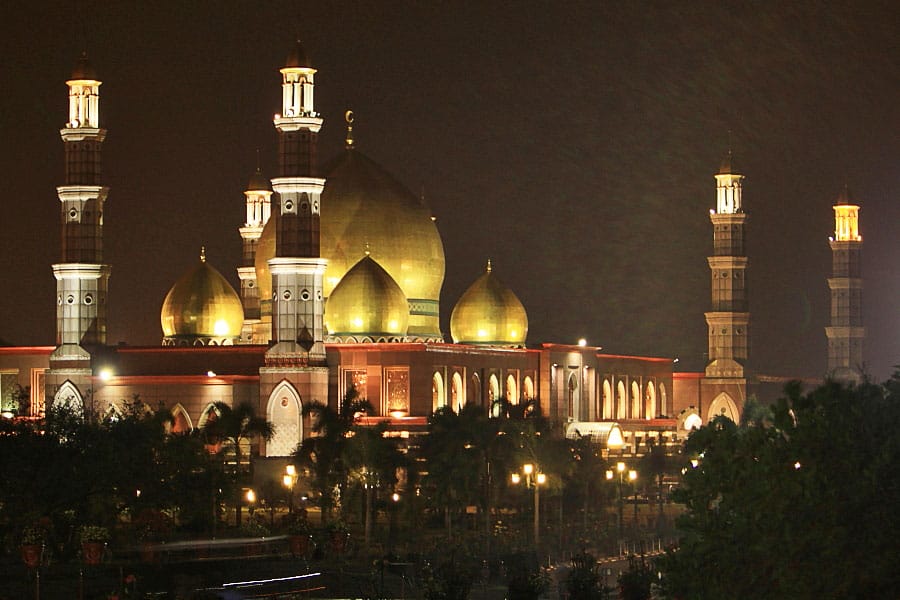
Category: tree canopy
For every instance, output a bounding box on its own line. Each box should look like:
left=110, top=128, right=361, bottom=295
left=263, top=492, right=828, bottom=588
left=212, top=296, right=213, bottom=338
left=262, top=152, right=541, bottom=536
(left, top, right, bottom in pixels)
left=660, top=372, right=900, bottom=599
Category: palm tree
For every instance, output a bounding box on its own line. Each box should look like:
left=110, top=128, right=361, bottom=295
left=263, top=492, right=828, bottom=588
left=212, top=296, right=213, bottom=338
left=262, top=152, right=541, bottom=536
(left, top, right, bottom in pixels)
left=293, top=386, right=371, bottom=523
left=202, top=401, right=274, bottom=527
left=343, top=421, right=403, bottom=551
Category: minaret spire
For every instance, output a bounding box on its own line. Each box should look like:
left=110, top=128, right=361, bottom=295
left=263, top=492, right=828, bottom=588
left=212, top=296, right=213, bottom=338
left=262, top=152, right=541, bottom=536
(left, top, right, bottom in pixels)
left=53, top=52, right=110, bottom=350
left=826, top=186, right=864, bottom=382
left=237, top=152, right=273, bottom=341
left=47, top=52, right=111, bottom=416
left=704, top=149, right=750, bottom=382
left=260, top=38, right=330, bottom=457
left=267, top=37, right=328, bottom=363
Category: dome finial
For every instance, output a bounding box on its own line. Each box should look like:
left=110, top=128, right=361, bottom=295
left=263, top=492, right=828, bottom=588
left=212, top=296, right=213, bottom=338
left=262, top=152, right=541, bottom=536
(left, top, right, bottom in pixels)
left=200, top=246, right=206, bottom=262
left=345, top=110, right=355, bottom=149
left=486, top=258, right=492, bottom=273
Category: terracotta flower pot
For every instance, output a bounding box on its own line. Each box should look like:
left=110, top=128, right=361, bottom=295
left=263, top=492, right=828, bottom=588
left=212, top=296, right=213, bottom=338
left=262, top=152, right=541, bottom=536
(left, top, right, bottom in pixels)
left=82, top=541, right=104, bottom=565
left=20, top=544, right=42, bottom=568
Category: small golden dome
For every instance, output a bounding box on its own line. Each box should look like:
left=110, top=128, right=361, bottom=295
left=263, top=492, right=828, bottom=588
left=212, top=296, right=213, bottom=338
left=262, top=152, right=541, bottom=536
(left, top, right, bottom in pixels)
left=325, top=255, right=409, bottom=341
left=450, top=260, right=528, bottom=346
left=161, top=249, right=244, bottom=345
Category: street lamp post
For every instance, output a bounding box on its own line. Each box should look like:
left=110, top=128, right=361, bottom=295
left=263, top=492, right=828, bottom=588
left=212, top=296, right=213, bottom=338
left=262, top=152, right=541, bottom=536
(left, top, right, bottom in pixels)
left=606, top=462, right=637, bottom=539
left=512, top=463, right=547, bottom=546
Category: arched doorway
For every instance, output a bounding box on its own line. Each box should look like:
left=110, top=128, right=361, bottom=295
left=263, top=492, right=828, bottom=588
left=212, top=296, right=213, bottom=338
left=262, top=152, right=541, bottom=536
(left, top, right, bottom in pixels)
left=432, top=371, right=446, bottom=412
left=631, top=380, right=641, bottom=419
left=644, top=382, right=656, bottom=419
left=267, top=381, right=302, bottom=457
left=602, top=379, right=613, bottom=419
left=506, top=374, right=518, bottom=405
left=171, top=403, right=193, bottom=433
left=708, top=392, right=739, bottom=423
left=616, top=381, right=627, bottom=420
left=659, top=383, right=668, bottom=416
left=522, top=376, right=534, bottom=402
left=469, top=373, right=481, bottom=408
left=568, top=374, right=578, bottom=420
left=451, top=372, right=464, bottom=412
left=53, top=381, right=84, bottom=416
left=488, top=374, right=500, bottom=403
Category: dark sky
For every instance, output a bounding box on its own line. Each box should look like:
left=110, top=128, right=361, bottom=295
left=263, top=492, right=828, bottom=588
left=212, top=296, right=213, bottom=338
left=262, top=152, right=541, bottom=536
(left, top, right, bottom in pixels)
left=1, top=1, right=898, bottom=380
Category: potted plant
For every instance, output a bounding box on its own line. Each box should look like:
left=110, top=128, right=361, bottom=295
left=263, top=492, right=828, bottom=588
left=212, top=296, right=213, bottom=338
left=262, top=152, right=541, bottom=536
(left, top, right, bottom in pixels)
left=20, top=526, right=45, bottom=568
left=283, top=513, right=312, bottom=558
left=325, top=519, right=350, bottom=554
left=79, top=525, right=109, bottom=565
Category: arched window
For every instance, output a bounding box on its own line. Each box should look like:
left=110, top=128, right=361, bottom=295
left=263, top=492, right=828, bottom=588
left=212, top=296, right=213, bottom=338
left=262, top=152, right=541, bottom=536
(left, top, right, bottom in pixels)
left=451, top=372, right=465, bottom=413
left=631, top=380, right=641, bottom=419
left=523, top=376, right=534, bottom=402
left=489, top=374, right=500, bottom=404
left=659, top=383, right=668, bottom=416
left=506, top=374, right=518, bottom=405
left=602, top=379, right=613, bottom=420
left=432, top=371, right=446, bottom=412
left=267, top=381, right=302, bottom=457
left=470, top=373, right=481, bottom=408
left=171, top=403, right=193, bottom=434
left=644, top=381, right=656, bottom=419
left=616, top=381, right=627, bottom=420
left=568, top=374, right=578, bottom=420
left=102, top=404, right=122, bottom=423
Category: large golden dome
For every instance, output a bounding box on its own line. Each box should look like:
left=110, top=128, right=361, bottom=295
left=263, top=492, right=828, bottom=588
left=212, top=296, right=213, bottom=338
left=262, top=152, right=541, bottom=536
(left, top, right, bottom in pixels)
left=450, top=260, right=528, bottom=347
left=161, top=250, right=244, bottom=345
left=320, top=148, right=445, bottom=340
left=324, top=255, right=409, bottom=342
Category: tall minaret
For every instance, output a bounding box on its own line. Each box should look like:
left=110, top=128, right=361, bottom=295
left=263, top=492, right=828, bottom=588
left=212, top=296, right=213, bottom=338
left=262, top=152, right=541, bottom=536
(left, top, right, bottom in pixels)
left=265, top=39, right=328, bottom=363
left=704, top=151, right=749, bottom=380
left=46, top=53, right=111, bottom=414
left=825, top=186, right=864, bottom=382
left=238, top=165, right=273, bottom=341
left=260, top=40, right=329, bottom=456
left=52, top=53, right=110, bottom=356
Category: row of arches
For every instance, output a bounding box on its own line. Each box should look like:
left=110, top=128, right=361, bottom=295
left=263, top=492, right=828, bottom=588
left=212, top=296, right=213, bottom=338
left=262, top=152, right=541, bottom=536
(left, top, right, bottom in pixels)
left=432, top=370, right=536, bottom=414
left=52, top=379, right=306, bottom=458
left=598, top=377, right=666, bottom=421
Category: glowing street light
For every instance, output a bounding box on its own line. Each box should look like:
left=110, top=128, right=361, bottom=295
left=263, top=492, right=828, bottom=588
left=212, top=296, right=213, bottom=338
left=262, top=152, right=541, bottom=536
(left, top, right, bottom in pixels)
left=606, top=462, right=637, bottom=538
left=511, top=463, right=547, bottom=546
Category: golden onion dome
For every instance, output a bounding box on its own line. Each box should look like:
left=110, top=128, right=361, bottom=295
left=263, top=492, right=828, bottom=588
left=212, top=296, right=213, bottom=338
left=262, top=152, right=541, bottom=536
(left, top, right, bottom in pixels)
left=161, top=248, right=245, bottom=345
left=450, top=260, right=528, bottom=347
left=324, top=255, right=409, bottom=341
left=319, top=148, right=445, bottom=339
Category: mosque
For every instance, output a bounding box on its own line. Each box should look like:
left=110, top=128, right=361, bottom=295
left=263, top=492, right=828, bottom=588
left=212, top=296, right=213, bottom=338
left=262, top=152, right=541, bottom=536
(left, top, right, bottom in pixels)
left=0, top=41, right=864, bottom=460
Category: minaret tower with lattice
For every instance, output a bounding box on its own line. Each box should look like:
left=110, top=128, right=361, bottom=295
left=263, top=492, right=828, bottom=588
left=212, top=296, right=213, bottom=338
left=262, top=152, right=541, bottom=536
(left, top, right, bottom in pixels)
left=704, top=151, right=750, bottom=380
left=825, top=186, right=864, bottom=382
left=238, top=162, right=273, bottom=341
left=47, top=53, right=111, bottom=414
left=259, top=40, right=330, bottom=456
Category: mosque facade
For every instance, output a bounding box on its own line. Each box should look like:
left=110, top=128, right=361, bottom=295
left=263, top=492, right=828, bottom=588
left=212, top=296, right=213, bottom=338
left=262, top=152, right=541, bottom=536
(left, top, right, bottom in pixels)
left=0, top=42, right=863, bottom=460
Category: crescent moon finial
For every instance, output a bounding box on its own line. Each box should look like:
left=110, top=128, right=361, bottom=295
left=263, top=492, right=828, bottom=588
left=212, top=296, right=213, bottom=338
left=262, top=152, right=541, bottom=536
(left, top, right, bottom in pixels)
left=345, top=110, right=355, bottom=148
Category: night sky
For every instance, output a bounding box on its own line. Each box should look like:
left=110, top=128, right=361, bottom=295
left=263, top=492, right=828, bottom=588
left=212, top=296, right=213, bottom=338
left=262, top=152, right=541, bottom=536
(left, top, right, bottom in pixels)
left=2, top=2, right=898, bottom=380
